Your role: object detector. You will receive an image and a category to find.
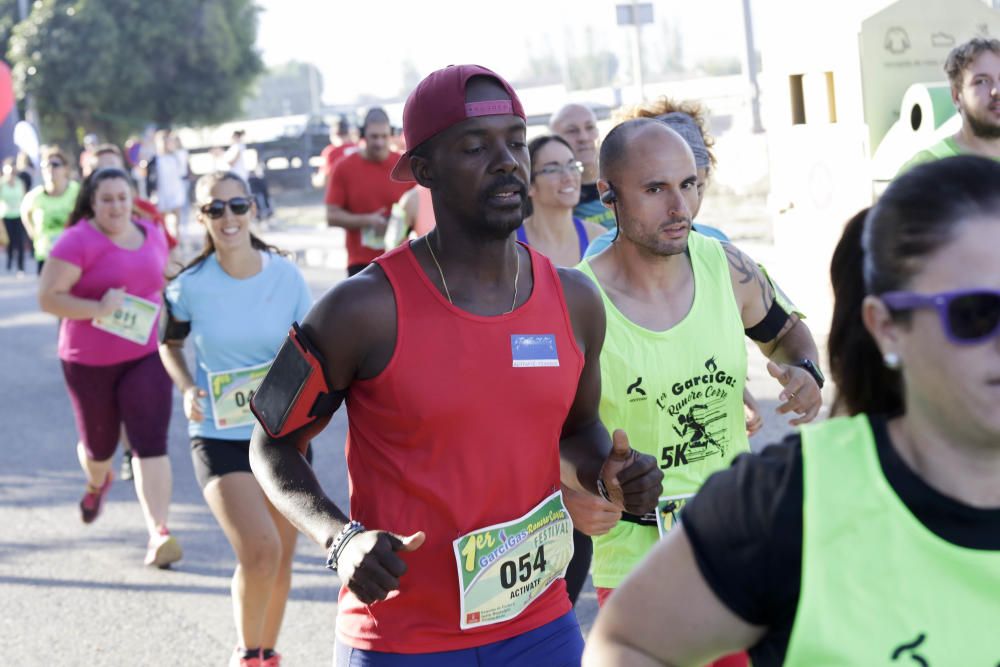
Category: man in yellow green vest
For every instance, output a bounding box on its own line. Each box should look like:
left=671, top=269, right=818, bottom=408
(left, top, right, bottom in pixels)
left=564, top=118, right=824, bottom=627
left=899, top=37, right=1000, bottom=173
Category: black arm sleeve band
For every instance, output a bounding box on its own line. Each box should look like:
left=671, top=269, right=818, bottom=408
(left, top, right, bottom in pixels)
left=744, top=297, right=791, bottom=343
left=157, top=299, right=190, bottom=343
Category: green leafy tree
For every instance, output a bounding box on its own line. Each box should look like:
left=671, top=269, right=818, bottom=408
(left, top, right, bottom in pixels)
left=0, top=0, right=19, bottom=57
left=9, top=0, right=263, bottom=148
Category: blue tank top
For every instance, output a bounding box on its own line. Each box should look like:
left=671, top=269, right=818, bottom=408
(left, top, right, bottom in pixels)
left=517, top=217, right=589, bottom=262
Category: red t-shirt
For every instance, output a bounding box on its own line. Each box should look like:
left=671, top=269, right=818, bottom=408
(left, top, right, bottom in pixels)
left=321, top=142, right=357, bottom=179
left=325, top=150, right=411, bottom=268
left=134, top=198, right=176, bottom=249
left=338, top=243, right=583, bottom=652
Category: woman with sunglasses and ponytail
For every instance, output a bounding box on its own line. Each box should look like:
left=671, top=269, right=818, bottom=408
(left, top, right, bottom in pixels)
left=159, top=172, right=312, bottom=667
left=38, top=167, right=180, bottom=567
left=584, top=155, right=1000, bottom=666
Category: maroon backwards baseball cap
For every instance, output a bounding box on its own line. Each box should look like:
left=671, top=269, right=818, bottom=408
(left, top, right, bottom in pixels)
left=390, top=64, right=526, bottom=182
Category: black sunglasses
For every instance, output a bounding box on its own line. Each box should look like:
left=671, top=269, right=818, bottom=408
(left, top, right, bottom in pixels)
left=881, top=289, right=1000, bottom=345
left=201, top=197, right=251, bottom=218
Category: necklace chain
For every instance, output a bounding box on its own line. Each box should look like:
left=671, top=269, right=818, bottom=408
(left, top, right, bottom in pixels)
left=425, top=235, right=520, bottom=314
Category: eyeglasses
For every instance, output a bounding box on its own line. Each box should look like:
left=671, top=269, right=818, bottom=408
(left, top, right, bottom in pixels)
left=533, top=161, right=584, bottom=178
left=201, top=197, right=251, bottom=218
left=881, top=289, right=1000, bottom=345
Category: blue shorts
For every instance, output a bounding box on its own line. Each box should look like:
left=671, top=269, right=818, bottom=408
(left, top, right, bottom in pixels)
left=333, top=611, right=583, bottom=666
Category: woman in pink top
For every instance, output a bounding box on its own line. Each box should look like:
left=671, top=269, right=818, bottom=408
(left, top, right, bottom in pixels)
left=38, top=167, right=180, bottom=568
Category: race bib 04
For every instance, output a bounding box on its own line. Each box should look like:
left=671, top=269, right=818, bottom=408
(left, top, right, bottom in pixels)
left=655, top=493, right=695, bottom=540
left=453, top=490, right=573, bottom=629
left=208, top=361, right=271, bottom=430
left=92, top=294, right=160, bottom=345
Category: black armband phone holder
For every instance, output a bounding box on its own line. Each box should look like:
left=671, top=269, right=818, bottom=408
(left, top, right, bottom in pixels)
left=158, top=300, right=191, bottom=343
left=250, top=322, right=343, bottom=439
left=745, top=298, right=792, bottom=343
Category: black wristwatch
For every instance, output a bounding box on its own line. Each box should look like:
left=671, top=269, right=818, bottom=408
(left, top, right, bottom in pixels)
left=796, top=359, right=825, bottom=389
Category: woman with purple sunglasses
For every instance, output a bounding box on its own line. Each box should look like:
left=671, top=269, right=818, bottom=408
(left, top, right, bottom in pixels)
left=585, top=155, right=1000, bottom=666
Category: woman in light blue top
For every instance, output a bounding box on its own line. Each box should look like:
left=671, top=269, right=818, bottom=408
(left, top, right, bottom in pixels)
left=159, top=172, right=312, bottom=667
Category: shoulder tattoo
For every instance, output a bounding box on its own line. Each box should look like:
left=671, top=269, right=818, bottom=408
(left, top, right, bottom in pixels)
left=722, top=242, right=774, bottom=312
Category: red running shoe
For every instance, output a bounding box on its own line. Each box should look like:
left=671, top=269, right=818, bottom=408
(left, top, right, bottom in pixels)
left=80, top=471, right=113, bottom=524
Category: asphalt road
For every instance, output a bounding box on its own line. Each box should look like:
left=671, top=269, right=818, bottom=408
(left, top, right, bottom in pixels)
left=0, top=222, right=819, bottom=666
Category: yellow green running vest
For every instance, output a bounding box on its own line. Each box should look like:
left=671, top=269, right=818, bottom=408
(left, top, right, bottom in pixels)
left=578, top=231, right=749, bottom=588
left=784, top=415, right=1000, bottom=665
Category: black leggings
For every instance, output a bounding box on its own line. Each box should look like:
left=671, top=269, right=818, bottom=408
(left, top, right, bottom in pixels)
left=564, top=529, right=592, bottom=606
left=3, top=216, right=26, bottom=272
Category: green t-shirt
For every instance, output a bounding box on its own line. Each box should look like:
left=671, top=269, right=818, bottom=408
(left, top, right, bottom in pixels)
left=578, top=231, right=750, bottom=588
left=898, top=136, right=1000, bottom=175
left=785, top=415, right=1000, bottom=665
left=22, top=181, right=80, bottom=261
left=0, top=179, right=25, bottom=219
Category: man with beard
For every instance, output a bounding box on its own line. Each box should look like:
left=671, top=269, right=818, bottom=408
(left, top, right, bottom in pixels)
left=248, top=65, right=662, bottom=666
left=326, top=107, right=413, bottom=276
left=550, top=103, right=616, bottom=230
left=901, top=37, right=1000, bottom=171
left=567, top=118, right=822, bottom=666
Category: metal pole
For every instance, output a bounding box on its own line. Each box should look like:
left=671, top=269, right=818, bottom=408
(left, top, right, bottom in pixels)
left=741, top=0, right=764, bottom=133
left=631, top=0, right=645, bottom=101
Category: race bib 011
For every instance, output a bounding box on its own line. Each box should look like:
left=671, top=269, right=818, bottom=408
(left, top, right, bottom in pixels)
left=91, top=294, right=160, bottom=345
left=453, top=490, right=573, bottom=629
left=208, top=361, right=271, bottom=430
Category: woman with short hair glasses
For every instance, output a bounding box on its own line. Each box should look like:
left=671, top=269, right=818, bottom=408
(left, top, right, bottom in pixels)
left=584, top=156, right=1000, bottom=666
left=517, top=135, right=606, bottom=267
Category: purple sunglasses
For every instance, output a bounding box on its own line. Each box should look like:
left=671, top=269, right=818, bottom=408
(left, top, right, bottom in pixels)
left=880, top=289, right=1000, bottom=345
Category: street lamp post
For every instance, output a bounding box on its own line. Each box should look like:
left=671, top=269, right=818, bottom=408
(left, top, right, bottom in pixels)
left=741, top=0, right=764, bottom=133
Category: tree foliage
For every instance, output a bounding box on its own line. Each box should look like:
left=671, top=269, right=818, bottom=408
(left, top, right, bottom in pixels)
left=0, top=0, right=18, bottom=55
left=8, top=0, right=263, bottom=147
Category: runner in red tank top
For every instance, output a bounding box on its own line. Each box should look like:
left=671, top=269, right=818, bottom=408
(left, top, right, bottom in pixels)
left=249, top=65, right=664, bottom=666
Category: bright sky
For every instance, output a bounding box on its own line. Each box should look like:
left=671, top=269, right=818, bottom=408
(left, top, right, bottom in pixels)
left=255, top=0, right=757, bottom=105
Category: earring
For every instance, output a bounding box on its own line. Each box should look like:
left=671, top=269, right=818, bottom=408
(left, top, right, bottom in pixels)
left=883, top=352, right=901, bottom=370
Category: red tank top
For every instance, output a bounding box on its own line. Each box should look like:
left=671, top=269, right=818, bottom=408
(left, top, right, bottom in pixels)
left=336, top=241, right=583, bottom=653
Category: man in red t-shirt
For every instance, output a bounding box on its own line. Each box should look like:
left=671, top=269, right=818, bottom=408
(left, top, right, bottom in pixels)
left=325, top=108, right=412, bottom=276
left=320, top=116, right=357, bottom=185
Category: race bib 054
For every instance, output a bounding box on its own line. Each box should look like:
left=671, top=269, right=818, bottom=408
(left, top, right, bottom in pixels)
left=453, top=490, right=573, bottom=629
